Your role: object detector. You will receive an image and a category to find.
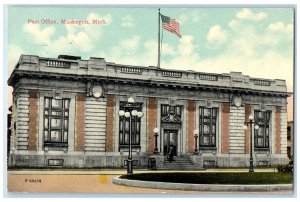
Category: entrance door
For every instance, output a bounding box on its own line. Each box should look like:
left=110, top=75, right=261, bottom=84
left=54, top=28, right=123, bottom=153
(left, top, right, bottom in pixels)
left=163, top=130, right=178, bottom=156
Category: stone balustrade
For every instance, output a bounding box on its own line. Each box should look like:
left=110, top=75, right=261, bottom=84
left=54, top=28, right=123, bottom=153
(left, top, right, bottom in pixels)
left=251, top=79, right=271, bottom=86
left=199, top=74, right=218, bottom=81
left=46, top=60, right=71, bottom=68
left=161, top=70, right=182, bottom=78
left=120, top=66, right=143, bottom=75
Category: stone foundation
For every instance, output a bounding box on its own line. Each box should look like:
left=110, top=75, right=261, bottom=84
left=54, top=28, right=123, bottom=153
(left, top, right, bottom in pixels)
left=189, top=154, right=289, bottom=168
left=9, top=153, right=289, bottom=169
left=9, top=153, right=149, bottom=168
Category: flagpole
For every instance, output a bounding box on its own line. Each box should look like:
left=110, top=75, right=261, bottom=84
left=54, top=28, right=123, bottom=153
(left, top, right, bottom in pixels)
left=157, top=8, right=161, bottom=69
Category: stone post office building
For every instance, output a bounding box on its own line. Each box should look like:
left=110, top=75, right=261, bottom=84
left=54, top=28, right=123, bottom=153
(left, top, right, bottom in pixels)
left=8, top=54, right=291, bottom=168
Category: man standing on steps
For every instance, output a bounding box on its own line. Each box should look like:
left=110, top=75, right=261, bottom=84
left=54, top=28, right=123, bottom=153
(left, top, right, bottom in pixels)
left=168, top=145, right=175, bottom=163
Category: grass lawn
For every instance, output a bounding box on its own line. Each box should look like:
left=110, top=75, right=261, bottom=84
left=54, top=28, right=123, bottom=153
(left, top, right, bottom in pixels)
left=121, top=172, right=293, bottom=185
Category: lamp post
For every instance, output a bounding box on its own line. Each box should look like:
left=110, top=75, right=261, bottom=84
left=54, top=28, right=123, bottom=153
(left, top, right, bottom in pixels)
left=118, top=97, right=144, bottom=176
left=244, top=115, right=259, bottom=173
left=194, top=129, right=199, bottom=154
left=153, top=128, right=159, bottom=154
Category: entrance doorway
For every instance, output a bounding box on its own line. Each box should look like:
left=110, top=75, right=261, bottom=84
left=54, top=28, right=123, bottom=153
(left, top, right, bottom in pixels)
left=163, top=130, right=178, bottom=156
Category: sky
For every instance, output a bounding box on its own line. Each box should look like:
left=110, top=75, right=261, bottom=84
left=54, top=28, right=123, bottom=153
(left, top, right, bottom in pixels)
left=7, top=6, right=294, bottom=120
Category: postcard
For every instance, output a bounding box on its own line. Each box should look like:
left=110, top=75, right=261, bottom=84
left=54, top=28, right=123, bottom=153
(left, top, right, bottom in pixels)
left=5, top=5, right=294, bottom=195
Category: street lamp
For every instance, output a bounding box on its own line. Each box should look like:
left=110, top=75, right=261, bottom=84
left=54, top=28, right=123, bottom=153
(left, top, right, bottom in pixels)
left=194, top=129, right=199, bottom=154
left=153, top=128, right=159, bottom=154
left=119, top=97, right=144, bottom=176
left=244, top=115, right=259, bottom=173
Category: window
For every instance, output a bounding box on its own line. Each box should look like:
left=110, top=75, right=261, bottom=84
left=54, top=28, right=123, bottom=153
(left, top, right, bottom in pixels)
left=287, top=146, right=291, bottom=158
left=254, top=110, right=271, bottom=149
left=44, top=97, right=70, bottom=147
left=199, top=107, right=218, bottom=147
left=161, top=105, right=182, bottom=118
left=287, top=126, right=291, bottom=141
left=119, top=102, right=142, bottom=147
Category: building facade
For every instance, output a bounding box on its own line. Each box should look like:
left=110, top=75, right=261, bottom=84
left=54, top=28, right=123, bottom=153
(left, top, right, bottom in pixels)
left=8, top=55, right=291, bottom=168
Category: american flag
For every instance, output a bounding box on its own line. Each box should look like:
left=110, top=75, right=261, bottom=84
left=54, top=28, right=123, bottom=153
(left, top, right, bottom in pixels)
left=161, top=14, right=182, bottom=38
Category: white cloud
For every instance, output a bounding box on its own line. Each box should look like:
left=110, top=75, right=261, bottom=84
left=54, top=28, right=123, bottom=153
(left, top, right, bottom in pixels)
left=161, top=23, right=292, bottom=89
left=143, top=40, right=157, bottom=57
left=178, top=11, right=203, bottom=24
left=268, top=22, right=293, bottom=33
left=207, top=25, right=228, bottom=47
left=178, top=14, right=189, bottom=24
left=86, top=13, right=112, bottom=40
left=227, top=27, right=256, bottom=57
left=64, top=12, right=112, bottom=41
left=161, top=43, right=175, bottom=55
left=236, top=8, right=268, bottom=21
left=102, top=29, right=292, bottom=89
left=164, top=47, right=293, bottom=89
left=36, top=31, right=95, bottom=57
left=101, top=35, right=142, bottom=65
left=121, top=15, right=134, bottom=27
left=160, top=35, right=202, bottom=69
left=120, top=35, right=140, bottom=51
left=8, top=45, right=25, bottom=75
left=101, top=37, right=176, bottom=67
left=7, top=45, right=26, bottom=107
left=226, top=19, right=293, bottom=57
left=23, top=24, right=55, bottom=44
left=87, top=12, right=112, bottom=24
left=228, top=19, right=239, bottom=30
left=190, top=11, right=202, bottom=23
left=58, top=32, right=93, bottom=53
left=178, top=35, right=195, bottom=55
left=23, top=12, right=112, bottom=56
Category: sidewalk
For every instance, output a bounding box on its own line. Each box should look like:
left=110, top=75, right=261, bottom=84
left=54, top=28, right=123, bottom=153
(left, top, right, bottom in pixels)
left=6, top=168, right=290, bottom=194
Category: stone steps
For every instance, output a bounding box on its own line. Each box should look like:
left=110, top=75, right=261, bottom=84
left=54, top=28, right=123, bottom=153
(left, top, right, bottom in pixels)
left=158, top=156, right=204, bottom=170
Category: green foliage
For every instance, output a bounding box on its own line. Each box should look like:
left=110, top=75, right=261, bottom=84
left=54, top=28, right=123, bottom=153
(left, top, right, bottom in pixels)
left=122, top=172, right=293, bottom=185
left=277, top=159, right=293, bottom=174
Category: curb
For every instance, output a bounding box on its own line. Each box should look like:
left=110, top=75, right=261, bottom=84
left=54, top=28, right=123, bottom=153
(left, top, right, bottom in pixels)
left=112, top=176, right=292, bottom=192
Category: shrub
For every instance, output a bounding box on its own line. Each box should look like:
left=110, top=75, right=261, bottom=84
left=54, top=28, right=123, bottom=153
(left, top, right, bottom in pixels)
left=121, top=172, right=292, bottom=184
left=277, top=159, right=293, bottom=174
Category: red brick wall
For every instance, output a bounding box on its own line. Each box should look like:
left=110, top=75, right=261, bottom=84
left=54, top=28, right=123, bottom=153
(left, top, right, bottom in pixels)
left=147, top=97, right=157, bottom=153
left=187, top=100, right=196, bottom=153
left=275, top=106, right=281, bottom=154
left=221, top=103, right=229, bottom=154
left=28, top=90, right=38, bottom=151
left=106, top=95, right=115, bottom=152
left=245, top=104, right=251, bottom=154
left=75, top=93, right=85, bottom=151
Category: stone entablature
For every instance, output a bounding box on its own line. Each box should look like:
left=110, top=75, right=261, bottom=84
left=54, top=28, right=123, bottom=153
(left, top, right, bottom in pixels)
left=8, top=55, right=289, bottom=97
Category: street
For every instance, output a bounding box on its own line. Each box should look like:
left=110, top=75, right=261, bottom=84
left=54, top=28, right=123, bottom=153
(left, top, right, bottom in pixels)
left=6, top=169, right=293, bottom=194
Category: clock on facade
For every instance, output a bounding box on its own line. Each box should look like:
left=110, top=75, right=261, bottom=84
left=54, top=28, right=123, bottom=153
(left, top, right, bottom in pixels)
left=233, top=95, right=242, bottom=107
left=91, top=85, right=103, bottom=98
